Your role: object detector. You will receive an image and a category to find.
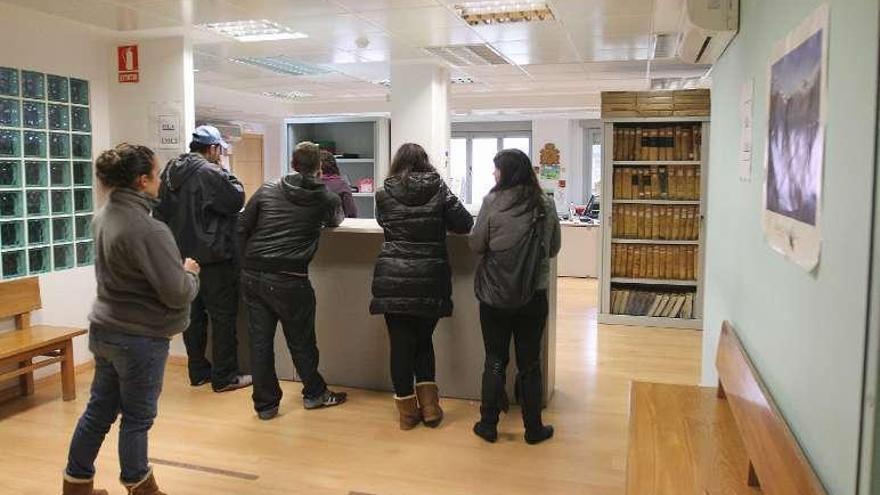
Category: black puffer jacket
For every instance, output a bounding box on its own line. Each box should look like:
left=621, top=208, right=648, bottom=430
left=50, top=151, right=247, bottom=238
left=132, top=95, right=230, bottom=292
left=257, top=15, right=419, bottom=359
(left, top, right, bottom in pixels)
left=155, top=153, right=245, bottom=264
left=370, top=171, right=473, bottom=318
left=237, top=173, right=343, bottom=274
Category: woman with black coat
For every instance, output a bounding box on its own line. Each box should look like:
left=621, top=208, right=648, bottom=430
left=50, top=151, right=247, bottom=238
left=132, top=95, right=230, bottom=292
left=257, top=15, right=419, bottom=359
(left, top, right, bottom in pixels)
left=370, top=143, right=473, bottom=430
left=469, top=148, right=561, bottom=445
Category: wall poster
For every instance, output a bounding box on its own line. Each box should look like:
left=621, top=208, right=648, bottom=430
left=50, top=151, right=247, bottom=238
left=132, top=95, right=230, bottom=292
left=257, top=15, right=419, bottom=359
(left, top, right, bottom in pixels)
left=762, top=4, right=829, bottom=272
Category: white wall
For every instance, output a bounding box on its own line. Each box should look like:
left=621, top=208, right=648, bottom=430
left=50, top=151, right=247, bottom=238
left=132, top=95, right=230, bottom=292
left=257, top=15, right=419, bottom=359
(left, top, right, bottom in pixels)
left=703, top=0, right=878, bottom=492
left=109, top=36, right=195, bottom=166
left=0, top=4, right=113, bottom=379
left=531, top=119, right=588, bottom=212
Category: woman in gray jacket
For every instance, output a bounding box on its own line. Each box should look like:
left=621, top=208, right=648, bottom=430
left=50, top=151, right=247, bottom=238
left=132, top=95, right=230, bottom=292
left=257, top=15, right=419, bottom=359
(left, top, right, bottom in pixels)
left=62, top=144, right=200, bottom=495
left=469, top=148, right=561, bottom=445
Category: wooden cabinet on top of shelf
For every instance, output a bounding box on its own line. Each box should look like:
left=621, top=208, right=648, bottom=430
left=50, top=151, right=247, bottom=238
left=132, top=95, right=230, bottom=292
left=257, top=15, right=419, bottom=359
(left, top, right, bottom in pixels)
left=599, top=118, right=710, bottom=330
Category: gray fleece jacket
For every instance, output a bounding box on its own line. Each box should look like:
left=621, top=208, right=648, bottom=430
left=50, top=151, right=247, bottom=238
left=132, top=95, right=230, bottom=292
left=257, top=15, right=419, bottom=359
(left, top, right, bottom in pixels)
left=469, top=186, right=561, bottom=290
left=89, top=188, right=199, bottom=338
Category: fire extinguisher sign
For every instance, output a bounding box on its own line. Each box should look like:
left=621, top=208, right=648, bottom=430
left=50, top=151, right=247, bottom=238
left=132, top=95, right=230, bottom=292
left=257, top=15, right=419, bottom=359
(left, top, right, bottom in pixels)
left=117, top=45, right=139, bottom=83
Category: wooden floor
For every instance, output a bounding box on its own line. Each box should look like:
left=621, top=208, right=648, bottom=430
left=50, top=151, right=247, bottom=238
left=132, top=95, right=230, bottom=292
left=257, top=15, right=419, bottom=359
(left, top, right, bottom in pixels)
left=0, top=278, right=702, bottom=495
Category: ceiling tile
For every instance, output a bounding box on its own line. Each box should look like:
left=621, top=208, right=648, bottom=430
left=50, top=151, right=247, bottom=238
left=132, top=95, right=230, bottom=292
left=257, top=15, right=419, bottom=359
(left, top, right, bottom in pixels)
left=224, top=0, right=346, bottom=17
left=521, top=63, right=586, bottom=75
left=331, top=0, right=440, bottom=12
left=563, top=15, right=652, bottom=38
left=549, top=0, right=653, bottom=18
left=358, top=6, right=468, bottom=34
left=578, top=47, right=650, bottom=62
left=115, top=0, right=249, bottom=25
left=471, top=21, right=562, bottom=43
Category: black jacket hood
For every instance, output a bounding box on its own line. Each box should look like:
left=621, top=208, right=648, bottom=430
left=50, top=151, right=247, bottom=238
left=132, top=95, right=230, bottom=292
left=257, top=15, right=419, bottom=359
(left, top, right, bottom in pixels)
left=164, top=153, right=210, bottom=192
left=279, top=173, right=330, bottom=206
left=383, top=171, right=442, bottom=207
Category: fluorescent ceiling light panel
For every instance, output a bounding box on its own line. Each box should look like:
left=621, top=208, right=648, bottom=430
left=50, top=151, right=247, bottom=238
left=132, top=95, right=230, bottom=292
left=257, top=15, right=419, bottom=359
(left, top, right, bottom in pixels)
left=372, top=77, right=477, bottom=86
left=229, top=56, right=331, bottom=76
left=650, top=77, right=708, bottom=90
left=455, top=1, right=554, bottom=25
left=450, top=76, right=476, bottom=84
left=424, top=44, right=510, bottom=66
left=201, top=20, right=308, bottom=42
left=261, top=90, right=314, bottom=99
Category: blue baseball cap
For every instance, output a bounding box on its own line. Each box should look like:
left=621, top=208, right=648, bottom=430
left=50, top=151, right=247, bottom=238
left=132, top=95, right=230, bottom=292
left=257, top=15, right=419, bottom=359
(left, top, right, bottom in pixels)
left=192, top=125, right=229, bottom=150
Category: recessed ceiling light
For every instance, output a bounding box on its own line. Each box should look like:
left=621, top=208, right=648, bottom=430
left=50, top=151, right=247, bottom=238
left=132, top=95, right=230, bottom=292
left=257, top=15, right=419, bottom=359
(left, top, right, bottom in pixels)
left=454, top=1, right=555, bottom=26
left=261, top=90, right=313, bottom=99
left=201, top=20, right=308, bottom=42
left=229, top=56, right=331, bottom=76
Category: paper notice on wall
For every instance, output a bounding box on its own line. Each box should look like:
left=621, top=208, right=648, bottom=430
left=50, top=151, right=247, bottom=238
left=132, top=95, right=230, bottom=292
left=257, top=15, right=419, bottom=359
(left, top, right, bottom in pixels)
left=739, top=78, right=755, bottom=181
left=158, top=114, right=180, bottom=150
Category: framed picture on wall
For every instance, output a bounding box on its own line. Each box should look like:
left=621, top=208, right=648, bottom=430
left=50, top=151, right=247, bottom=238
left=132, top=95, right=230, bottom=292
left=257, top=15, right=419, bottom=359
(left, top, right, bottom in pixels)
left=762, top=3, right=829, bottom=272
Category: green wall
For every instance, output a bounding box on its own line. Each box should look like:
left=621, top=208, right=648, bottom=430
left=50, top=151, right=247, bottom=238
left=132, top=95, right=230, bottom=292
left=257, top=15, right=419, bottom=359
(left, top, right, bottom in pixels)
left=703, top=0, right=878, bottom=493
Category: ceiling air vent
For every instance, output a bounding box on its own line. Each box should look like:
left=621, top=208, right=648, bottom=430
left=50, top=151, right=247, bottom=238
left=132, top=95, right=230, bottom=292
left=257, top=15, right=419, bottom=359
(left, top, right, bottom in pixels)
left=652, top=33, right=680, bottom=59
left=424, top=44, right=510, bottom=66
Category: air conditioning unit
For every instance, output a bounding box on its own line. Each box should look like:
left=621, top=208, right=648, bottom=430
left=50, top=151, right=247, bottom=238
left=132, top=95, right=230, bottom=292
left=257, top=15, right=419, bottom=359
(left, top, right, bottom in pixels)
left=677, top=0, right=739, bottom=64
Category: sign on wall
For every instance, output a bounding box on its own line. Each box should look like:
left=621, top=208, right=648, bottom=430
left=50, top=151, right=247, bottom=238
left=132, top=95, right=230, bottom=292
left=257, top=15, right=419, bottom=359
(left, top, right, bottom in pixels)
left=762, top=4, right=829, bottom=272
left=117, top=45, right=139, bottom=84
left=157, top=114, right=180, bottom=149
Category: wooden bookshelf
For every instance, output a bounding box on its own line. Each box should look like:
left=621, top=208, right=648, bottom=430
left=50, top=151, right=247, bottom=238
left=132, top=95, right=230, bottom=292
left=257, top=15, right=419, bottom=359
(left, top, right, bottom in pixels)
left=598, top=116, right=710, bottom=330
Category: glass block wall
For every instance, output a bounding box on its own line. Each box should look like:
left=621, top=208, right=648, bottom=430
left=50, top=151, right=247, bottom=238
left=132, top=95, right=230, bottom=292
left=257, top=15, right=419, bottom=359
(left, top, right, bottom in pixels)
left=0, top=67, right=94, bottom=279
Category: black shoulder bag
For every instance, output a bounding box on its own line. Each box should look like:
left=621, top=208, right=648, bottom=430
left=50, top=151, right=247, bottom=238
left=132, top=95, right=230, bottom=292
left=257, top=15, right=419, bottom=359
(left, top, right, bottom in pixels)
left=474, top=207, right=546, bottom=309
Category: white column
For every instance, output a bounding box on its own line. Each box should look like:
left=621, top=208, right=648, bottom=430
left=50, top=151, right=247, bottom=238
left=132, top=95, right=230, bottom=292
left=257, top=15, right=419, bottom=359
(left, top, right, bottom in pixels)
left=390, top=63, right=450, bottom=177
left=108, top=36, right=195, bottom=165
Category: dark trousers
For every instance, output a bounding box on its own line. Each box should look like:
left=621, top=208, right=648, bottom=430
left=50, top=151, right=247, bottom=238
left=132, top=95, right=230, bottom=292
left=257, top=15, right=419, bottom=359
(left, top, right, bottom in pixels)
left=183, top=260, right=240, bottom=390
left=384, top=314, right=439, bottom=397
left=241, top=269, right=327, bottom=413
left=478, top=290, right=548, bottom=431
left=66, top=326, right=169, bottom=484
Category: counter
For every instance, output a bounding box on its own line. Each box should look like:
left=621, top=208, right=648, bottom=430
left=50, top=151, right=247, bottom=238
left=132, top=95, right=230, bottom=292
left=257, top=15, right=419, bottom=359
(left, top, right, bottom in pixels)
left=557, top=221, right=601, bottom=278
left=267, top=218, right=557, bottom=402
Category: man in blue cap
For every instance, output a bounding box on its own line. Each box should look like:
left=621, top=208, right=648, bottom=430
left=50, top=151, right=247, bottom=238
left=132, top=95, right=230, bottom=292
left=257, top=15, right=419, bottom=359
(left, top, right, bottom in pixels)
left=155, top=125, right=252, bottom=392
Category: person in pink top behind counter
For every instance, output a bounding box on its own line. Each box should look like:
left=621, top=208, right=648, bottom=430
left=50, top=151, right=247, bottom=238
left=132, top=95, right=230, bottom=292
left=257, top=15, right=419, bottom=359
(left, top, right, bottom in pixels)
left=319, top=150, right=358, bottom=218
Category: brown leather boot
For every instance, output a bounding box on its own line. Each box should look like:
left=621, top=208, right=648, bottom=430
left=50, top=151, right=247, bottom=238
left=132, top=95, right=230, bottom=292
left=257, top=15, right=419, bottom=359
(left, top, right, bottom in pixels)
left=62, top=473, right=109, bottom=495
left=123, top=470, right=166, bottom=495
left=395, top=395, right=422, bottom=430
left=415, top=382, right=443, bottom=428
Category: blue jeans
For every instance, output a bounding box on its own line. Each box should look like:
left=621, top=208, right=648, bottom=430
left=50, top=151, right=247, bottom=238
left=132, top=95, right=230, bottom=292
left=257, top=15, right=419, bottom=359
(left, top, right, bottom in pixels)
left=65, top=326, right=170, bottom=484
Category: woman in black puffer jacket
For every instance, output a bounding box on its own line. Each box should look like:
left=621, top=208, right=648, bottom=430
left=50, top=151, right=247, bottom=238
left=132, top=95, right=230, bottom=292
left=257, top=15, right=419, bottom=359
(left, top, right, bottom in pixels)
left=370, top=143, right=473, bottom=430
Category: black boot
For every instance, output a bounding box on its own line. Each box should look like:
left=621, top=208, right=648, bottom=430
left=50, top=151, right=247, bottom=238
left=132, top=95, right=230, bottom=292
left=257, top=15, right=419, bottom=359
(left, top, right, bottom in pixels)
left=518, top=363, right=554, bottom=445
left=474, top=357, right=508, bottom=443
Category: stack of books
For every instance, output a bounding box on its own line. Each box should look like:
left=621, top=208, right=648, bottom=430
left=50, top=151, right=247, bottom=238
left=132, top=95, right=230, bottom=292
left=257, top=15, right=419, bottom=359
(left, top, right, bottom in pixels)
left=612, top=205, right=700, bottom=240
left=611, top=245, right=698, bottom=280
left=610, top=289, right=696, bottom=319
left=612, top=125, right=703, bottom=161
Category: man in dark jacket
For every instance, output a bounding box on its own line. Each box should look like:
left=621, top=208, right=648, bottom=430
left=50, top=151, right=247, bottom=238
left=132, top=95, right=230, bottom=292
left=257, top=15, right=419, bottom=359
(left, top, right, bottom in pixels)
left=238, top=141, right=347, bottom=420
left=155, top=125, right=252, bottom=393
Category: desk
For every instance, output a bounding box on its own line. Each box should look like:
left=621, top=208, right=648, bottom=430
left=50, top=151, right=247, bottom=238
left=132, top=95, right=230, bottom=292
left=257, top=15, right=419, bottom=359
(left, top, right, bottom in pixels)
left=266, top=219, right=557, bottom=401
left=558, top=221, right=601, bottom=278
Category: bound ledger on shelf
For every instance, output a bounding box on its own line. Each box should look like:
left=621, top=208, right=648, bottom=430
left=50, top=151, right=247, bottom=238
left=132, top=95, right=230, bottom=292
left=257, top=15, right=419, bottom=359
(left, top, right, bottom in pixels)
left=612, top=124, right=702, bottom=162
left=610, top=289, right=696, bottom=319
left=612, top=165, right=701, bottom=200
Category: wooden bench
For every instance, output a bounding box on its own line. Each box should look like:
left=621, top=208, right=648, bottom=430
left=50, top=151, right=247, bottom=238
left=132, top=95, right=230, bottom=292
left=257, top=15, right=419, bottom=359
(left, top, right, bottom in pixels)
left=627, top=321, right=827, bottom=494
left=0, top=278, right=86, bottom=401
